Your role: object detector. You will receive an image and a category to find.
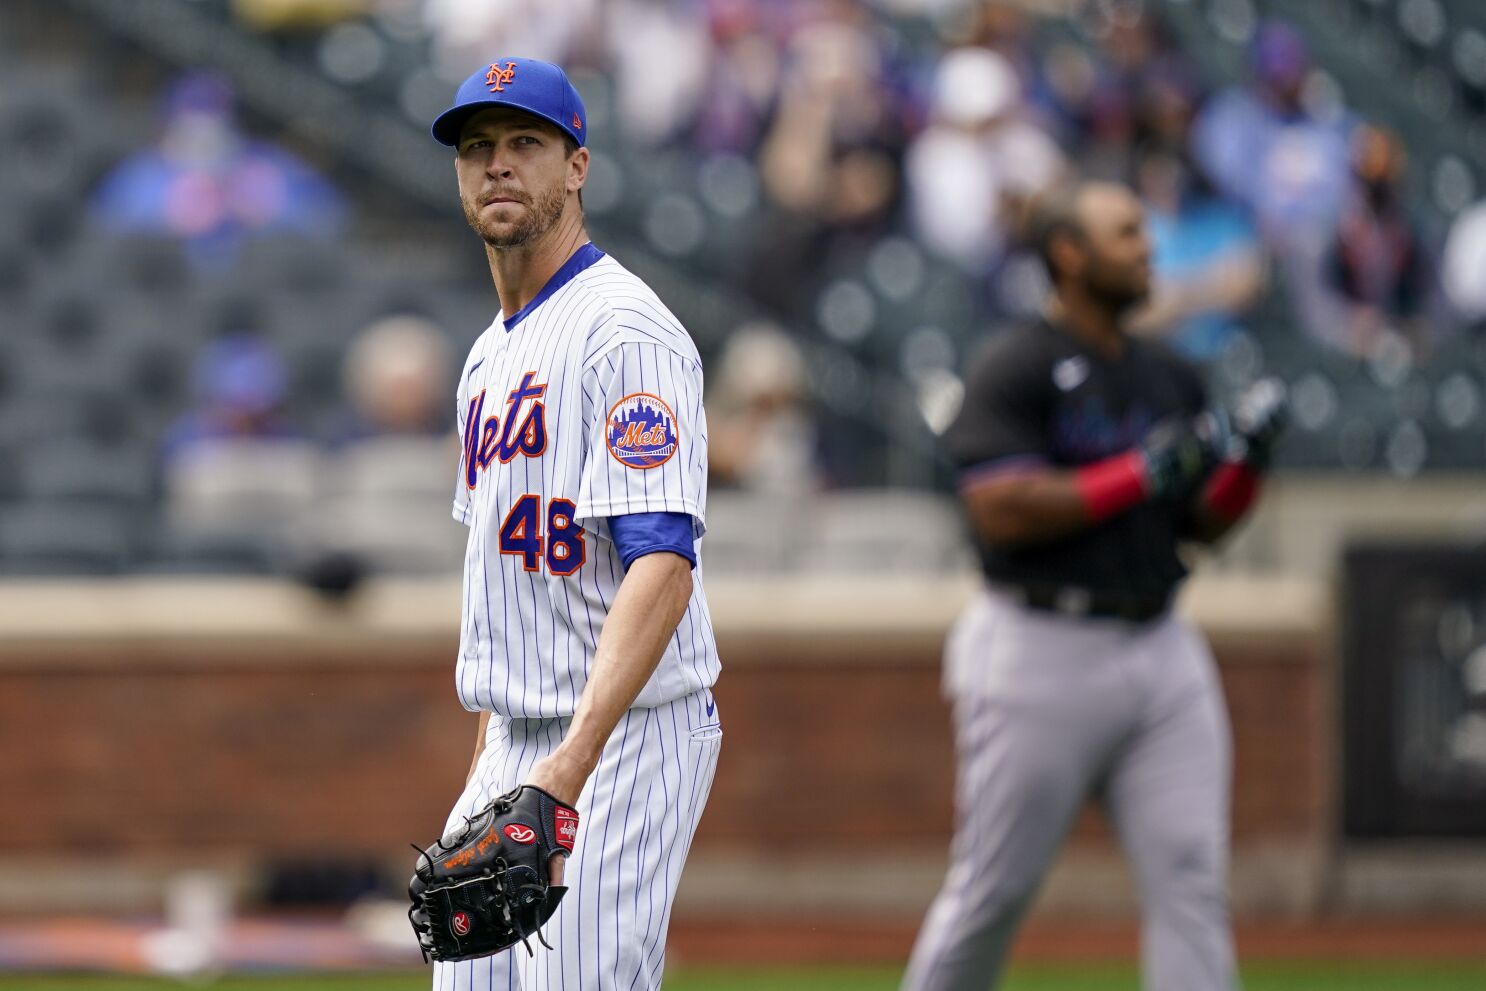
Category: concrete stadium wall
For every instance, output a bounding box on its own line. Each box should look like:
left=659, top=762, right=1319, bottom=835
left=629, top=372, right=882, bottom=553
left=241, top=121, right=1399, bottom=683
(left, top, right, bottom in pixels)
left=0, top=574, right=1358, bottom=922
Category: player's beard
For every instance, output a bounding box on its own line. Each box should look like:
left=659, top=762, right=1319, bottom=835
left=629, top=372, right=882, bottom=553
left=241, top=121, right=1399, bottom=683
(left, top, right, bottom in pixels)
left=465, top=178, right=567, bottom=249
left=1085, top=258, right=1151, bottom=315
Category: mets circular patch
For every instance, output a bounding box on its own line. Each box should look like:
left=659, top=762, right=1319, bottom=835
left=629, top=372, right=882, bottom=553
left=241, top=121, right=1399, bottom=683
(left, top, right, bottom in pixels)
left=606, top=393, right=679, bottom=469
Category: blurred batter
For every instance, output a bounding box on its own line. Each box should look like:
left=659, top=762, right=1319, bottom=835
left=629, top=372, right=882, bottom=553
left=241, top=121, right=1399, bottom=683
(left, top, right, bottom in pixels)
left=904, top=182, right=1283, bottom=991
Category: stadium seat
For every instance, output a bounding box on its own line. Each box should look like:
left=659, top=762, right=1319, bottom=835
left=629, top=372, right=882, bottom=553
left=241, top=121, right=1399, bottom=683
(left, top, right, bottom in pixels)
left=313, top=437, right=465, bottom=574
left=0, top=241, right=33, bottom=304
left=798, top=489, right=971, bottom=574
left=0, top=337, right=15, bottom=405
left=66, top=233, right=193, bottom=296
left=1, top=103, right=86, bottom=199
left=20, top=441, right=154, bottom=506
left=37, top=291, right=102, bottom=352
left=163, top=438, right=322, bottom=552
left=0, top=445, right=20, bottom=502
left=700, top=491, right=810, bottom=574
left=0, top=501, right=136, bottom=575
left=331, top=436, right=456, bottom=499
left=144, top=527, right=281, bottom=576
left=238, top=234, right=346, bottom=297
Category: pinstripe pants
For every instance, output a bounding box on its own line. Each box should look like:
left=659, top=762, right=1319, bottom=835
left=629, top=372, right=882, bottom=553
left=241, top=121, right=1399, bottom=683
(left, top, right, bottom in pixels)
left=432, top=690, right=722, bottom=991
left=902, top=589, right=1236, bottom=991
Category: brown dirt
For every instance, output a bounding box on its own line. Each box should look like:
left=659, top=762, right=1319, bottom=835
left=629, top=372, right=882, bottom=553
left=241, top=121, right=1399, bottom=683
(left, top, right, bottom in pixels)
left=667, top=916, right=1486, bottom=966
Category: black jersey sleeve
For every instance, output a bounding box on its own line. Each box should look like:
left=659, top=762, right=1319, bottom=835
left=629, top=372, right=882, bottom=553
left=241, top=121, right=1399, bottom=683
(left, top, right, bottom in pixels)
left=942, top=330, right=1051, bottom=475
left=1165, top=343, right=1209, bottom=415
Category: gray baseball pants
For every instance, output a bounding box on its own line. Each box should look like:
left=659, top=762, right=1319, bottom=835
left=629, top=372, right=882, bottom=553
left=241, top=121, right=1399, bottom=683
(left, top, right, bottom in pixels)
left=902, top=587, right=1237, bottom=991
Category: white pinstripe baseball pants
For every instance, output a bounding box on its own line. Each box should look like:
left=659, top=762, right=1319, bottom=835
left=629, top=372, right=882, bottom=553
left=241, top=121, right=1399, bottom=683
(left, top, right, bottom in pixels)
left=432, top=690, right=721, bottom=991
left=902, top=588, right=1236, bottom=991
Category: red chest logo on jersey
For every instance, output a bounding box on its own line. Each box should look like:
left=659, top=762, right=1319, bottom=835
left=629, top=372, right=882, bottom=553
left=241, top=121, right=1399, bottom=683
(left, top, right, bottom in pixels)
left=606, top=393, right=679, bottom=469
left=464, top=371, right=548, bottom=489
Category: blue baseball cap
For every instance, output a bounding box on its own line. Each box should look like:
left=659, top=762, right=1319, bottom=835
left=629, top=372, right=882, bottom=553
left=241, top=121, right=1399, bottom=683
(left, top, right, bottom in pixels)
left=431, top=57, right=587, bottom=148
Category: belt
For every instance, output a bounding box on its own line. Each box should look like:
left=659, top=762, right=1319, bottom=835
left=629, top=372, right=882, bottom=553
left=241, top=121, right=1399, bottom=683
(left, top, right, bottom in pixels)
left=993, top=582, right=1171, bottom=623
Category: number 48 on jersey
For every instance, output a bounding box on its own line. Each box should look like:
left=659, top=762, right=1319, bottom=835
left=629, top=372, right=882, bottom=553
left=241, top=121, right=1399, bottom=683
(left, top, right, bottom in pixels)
left=499, top=495, right=586, bottom=576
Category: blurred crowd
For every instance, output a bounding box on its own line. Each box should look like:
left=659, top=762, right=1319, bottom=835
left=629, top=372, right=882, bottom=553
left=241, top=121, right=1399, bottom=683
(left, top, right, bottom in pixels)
left=206, top=0, right=1486, bottom=465
left=395, top=0, right=1472, bottom=361
left=19, top=0, right=1483, bottom=576
left=91, top=72, right=346, bottom=271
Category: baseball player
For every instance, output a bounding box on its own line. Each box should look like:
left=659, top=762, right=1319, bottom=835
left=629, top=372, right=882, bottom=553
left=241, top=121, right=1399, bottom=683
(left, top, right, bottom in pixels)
left=902, top=181, right=1283, bottom=991
left=427, top=57, right=721, bottom=990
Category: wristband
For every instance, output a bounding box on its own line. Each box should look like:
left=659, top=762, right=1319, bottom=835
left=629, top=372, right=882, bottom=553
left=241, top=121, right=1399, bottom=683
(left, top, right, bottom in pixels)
left=1200, top=460, right=1262, bottom=523
left=1075, top=450, right=1149, bottom=523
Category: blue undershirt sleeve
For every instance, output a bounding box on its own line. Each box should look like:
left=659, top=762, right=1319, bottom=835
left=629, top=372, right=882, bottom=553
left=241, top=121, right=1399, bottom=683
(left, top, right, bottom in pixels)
left=607, top=511, right=698, bottom=571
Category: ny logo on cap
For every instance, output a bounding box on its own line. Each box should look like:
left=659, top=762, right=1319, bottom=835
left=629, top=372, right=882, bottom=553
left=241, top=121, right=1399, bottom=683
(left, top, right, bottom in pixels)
left=485, top=61, right=517, bottom=93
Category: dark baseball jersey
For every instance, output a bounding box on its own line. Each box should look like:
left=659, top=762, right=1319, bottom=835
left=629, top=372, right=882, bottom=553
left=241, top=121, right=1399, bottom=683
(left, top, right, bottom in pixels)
left=944, top=318, right=1207, bottom=602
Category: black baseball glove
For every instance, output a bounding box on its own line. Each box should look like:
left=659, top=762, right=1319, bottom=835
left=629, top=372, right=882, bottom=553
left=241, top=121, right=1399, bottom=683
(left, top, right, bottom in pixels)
left=1227, top=377, right=1289, bottom=468
left=408, top=785, right=579, bottom=963
left=1138, top=407, right=1231, bottom=500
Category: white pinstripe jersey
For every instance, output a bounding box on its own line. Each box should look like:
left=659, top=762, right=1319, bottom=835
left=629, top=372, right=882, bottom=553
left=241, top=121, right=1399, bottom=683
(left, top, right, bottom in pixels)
left=451, top=244, right=721, bottom=718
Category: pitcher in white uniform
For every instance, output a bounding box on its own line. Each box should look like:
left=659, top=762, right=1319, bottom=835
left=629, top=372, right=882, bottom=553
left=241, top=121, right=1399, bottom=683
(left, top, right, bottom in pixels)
left=426, top=56, right=722, bottom=991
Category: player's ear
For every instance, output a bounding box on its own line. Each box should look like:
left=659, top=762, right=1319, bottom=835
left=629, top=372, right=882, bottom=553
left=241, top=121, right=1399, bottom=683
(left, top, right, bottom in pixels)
left=1047, top=231, right=1083, bottom=281
left=567, top=146, right=589, bottom=195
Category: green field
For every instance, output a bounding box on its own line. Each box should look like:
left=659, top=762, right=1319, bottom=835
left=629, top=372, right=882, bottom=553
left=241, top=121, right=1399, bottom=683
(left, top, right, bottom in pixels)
left=5, top=963, right=1486, bottom=991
